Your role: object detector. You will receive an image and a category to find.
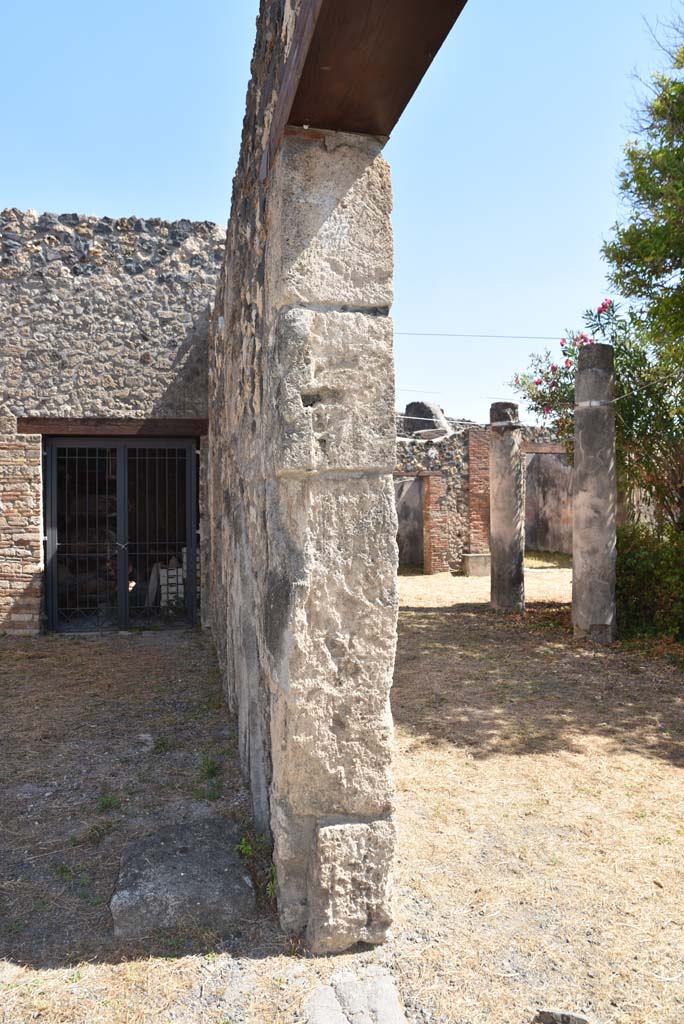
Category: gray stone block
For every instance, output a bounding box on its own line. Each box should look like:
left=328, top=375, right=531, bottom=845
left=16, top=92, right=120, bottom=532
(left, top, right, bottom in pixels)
left=306, top=821, right=395, bottom=954
left=462, top=552, right=491, bottom=576
left=109, top=819, right=255, bottom=939
left=270, top=133, right=394, bottom=310
left=305, top=968, right=407, bottom=1024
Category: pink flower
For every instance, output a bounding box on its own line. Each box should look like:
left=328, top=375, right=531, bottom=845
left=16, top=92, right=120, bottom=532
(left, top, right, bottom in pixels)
left=534, top=378, right=542, bottom=386
left=597, top=298, right=613, bottom=315
left=543, top=406, right=551, bottom=415
left=560, top=338, right=566, bottom=347
left=551, top=364, right=558, bottom=373
left=564, top=358, right=572, bottom=368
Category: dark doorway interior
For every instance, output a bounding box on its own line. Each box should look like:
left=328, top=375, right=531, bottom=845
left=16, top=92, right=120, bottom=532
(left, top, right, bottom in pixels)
left=45, top=438, right=198, bottom=632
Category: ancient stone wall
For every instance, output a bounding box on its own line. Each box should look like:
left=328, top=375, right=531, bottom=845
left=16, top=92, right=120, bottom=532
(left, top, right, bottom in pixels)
left=395, top=428, right=470, bottom=571
left=525, top=453, right=573, bottom=554
left=1, top=207, right=223, bottom=420
left=0, top=207, right=223, bottom=632
left=206, top=1, right=397, bottom=953
left=395, top=420, right=564, bottom=571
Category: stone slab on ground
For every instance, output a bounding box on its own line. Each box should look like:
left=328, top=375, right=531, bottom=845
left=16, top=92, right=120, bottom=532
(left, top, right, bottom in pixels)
left=109, top=819, right=255, bottom=939
left=305, top=968, right=407, bottom=1024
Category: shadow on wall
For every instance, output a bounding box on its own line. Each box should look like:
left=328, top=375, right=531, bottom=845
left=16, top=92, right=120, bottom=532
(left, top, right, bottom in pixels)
left=395, top=477, right=423, bottom=567
left=151, top=307, right=211, bottom=420
left=0, top=572, right=42, bottom=634
left=525, top=453, right=572, bottom=555
left=392, top=601, right=684, bottom=767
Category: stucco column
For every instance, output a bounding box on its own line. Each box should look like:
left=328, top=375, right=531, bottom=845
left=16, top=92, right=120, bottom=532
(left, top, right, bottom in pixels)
left=572, top=343, right=617, bottom=643
left=489, top=402, right=525, bottom=612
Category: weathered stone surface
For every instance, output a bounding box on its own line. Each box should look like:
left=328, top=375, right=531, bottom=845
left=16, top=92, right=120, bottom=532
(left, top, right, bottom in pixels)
left=109, top=820, right=255, bottom=939
left=270, top=308, right=395, bottom=472
left=403, top=401, right=452, bottom=436
left=305, top=968, right=407, bottom=1024
left=0, top=207, right=223, bottom=420
left=0, top=207, right=222, bottom=633
left=206, top=1, right=398, bottom=950
left=205, top=0, right=401, bottom=950
left=462, top=551, right=491, bottom=576
left=270, top=132, right=393, bottom=310
left=572, top=343, right=617, bottom=643
left=526, top=451, right=573, bottom=554
left=305, top=821, right=395, bottom=954
left=489, top=402, right=525, bottom=613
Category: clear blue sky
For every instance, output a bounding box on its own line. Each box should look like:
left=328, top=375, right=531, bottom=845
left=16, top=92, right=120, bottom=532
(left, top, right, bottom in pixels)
left=2, top=0, right=675, bottom=422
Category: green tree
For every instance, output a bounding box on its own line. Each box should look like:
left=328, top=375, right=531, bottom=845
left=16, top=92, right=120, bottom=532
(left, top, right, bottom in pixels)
left=512, top=300, right=684, bottom=530
left=602, top=18, right=684, bottom=402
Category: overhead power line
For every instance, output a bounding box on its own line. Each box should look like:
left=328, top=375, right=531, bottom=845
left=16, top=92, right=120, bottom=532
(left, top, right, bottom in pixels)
left=395, top=331, right=560, bottom=340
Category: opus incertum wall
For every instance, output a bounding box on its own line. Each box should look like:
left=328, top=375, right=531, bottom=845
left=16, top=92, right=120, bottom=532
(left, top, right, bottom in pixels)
left=0, top=208, right=224, bottom=632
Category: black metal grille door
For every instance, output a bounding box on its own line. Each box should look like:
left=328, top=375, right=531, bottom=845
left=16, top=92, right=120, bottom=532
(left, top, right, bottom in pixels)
left=46, top=439, right=198, bottom=632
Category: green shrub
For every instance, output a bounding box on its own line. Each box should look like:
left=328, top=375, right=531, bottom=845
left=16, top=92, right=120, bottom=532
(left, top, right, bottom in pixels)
left=617, top=523, right=684, bottom=639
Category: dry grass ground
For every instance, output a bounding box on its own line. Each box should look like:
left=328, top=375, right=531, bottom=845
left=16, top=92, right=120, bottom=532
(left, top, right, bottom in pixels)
left=2, top=571, right=684, bottom=1023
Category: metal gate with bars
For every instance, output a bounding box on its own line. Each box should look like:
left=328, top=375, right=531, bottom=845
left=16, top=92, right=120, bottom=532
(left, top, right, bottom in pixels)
left=45, top=438, right=198, bottom=632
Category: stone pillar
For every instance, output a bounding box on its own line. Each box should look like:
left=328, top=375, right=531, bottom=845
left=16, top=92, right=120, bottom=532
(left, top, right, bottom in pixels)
left=489, top=402, right=525, bottom=612
left=208, top=126, right=398, bottom=954
left=572, top=343, right=617, bottom=643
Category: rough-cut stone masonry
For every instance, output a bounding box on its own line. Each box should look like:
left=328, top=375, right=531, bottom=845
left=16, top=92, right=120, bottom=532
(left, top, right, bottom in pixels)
left=0, top=207, right=224, bottom=420
left=206, top=0, right=397, bottom=953
left=0, top=207, right=224, bottom=632
left=395, top=425, right=471, bottom=571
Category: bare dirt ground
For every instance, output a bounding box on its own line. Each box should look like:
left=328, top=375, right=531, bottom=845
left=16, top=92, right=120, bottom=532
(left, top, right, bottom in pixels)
left=2, top=571, right=684, bottom=1024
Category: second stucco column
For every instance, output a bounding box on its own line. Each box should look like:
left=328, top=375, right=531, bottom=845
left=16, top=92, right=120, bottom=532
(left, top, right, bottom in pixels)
left=489, top=402, right=525, bottom=612
left=572, top=343, right=617, bottom=643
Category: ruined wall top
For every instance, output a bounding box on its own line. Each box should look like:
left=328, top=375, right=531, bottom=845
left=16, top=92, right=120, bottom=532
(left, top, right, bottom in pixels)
left=1, top=207, right=225, bottom=424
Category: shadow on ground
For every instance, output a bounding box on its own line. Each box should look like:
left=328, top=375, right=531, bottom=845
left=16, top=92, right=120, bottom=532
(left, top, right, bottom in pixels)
left=392, top=599, right=684, bottom=766
left=0, top=630, right=279, bottom=969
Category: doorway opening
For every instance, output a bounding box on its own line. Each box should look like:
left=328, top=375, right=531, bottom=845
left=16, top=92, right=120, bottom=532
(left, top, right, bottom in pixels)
left=45, top=438, right=198, bottom=632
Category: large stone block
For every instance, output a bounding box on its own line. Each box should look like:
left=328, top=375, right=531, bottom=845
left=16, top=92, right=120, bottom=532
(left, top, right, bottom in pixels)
left=305, top=967, right=408, bottom=1023
left=270, top=474, right=397, bottom=820
left=109, top=820, right=255, bottom=939
left=265, top=472, right=398, bottom=936
left=306, top=821, right=396, bottom=954
left=269, top=133, right=393, bottom=310
left=269, top=307, right=395, bottom=473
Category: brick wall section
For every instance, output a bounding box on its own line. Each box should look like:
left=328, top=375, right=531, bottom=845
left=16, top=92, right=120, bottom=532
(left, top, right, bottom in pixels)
left=398, top=421, right=563, bottom=568
left=0, top=430, right=42, bottom=634
left=467, top=427, right=491, bottom=554
left=395, top=428, right=470, bottom=571
left=421, top=472, right=450, bottom=574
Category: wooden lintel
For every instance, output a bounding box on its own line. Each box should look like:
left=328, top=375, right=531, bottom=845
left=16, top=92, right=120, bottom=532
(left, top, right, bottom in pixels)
left=288, top=0, right=467, bottom=137
left=16, top=417, right=209, bottom=438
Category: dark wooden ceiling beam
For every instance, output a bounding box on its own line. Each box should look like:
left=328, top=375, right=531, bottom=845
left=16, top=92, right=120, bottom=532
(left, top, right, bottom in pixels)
left=288, top=0, right=467, bottom=137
